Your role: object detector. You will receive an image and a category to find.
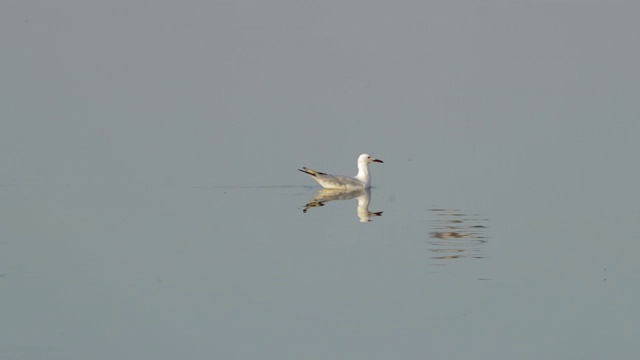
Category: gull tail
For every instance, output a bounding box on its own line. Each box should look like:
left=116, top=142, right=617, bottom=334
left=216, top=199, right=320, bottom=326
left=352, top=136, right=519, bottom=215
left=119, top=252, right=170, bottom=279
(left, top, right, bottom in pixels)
left=298, top=167, right=327, bottom=177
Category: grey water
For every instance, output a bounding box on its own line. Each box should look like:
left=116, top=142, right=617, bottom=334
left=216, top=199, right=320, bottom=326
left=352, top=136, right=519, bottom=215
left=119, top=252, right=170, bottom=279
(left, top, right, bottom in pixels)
left=1, top=2, right=639, bottom=359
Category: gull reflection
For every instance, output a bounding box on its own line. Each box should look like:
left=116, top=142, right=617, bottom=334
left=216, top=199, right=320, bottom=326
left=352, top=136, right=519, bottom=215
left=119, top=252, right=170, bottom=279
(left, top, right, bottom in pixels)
left=302, top=188, right=383, bottom=222
left=428, top=209, right=489, bottom=261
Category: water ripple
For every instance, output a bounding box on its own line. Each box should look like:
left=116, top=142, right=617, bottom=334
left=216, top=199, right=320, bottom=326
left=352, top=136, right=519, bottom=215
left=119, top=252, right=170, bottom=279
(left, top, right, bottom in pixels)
left=428, top=209, right=489, bottom=261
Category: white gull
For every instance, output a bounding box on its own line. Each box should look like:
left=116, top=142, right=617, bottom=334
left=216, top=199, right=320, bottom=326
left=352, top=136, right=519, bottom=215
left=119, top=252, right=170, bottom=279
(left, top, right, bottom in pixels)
left=298, top=153, right=383, bottom=190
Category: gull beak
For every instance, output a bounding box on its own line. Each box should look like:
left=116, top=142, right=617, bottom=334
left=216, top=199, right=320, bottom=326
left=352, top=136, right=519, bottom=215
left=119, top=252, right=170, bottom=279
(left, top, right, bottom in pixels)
left=372, top=159, right=383, bottom=163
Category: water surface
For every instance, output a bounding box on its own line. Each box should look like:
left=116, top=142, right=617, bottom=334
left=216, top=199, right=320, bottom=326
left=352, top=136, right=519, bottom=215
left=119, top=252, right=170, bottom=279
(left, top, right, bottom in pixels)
left=1, top=1, right=639, bottom=359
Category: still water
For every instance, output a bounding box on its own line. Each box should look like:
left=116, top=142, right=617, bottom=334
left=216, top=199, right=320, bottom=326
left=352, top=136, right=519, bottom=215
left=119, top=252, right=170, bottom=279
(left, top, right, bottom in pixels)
left=2, top=1, right=639, bottom=360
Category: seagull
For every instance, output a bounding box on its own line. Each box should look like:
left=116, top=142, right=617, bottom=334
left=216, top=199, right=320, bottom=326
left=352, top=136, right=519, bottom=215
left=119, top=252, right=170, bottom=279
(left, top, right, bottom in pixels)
left=298, top=153, right=383, bottom=190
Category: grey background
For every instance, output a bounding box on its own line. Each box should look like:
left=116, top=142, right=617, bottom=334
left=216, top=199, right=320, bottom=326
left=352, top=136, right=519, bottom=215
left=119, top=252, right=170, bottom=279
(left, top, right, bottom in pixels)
left=1, top=1, right=638, bottom=359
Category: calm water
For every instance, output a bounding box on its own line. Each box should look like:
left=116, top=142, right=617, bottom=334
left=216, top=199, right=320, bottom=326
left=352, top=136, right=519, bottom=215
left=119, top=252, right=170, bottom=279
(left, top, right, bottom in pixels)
left=2, top=1, right=639, bottom=359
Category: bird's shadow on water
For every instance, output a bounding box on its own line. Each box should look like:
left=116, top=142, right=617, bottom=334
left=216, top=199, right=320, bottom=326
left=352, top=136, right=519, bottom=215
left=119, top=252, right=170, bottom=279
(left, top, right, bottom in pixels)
left=207, top=184, right=383, bottom=222
left=300, top=188, right=383, bottom=223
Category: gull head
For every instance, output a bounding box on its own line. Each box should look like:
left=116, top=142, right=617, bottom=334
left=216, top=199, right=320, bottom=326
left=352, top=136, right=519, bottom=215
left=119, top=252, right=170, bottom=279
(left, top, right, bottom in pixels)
left=358, top=153, right=384, bottom=165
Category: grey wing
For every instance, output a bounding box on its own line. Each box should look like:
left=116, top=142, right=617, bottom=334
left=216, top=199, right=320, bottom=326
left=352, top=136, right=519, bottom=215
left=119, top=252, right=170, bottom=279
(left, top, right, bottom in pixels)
left=314, top=174, right=363, bottom=188
left=299, top=167, right=362, bottom=188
